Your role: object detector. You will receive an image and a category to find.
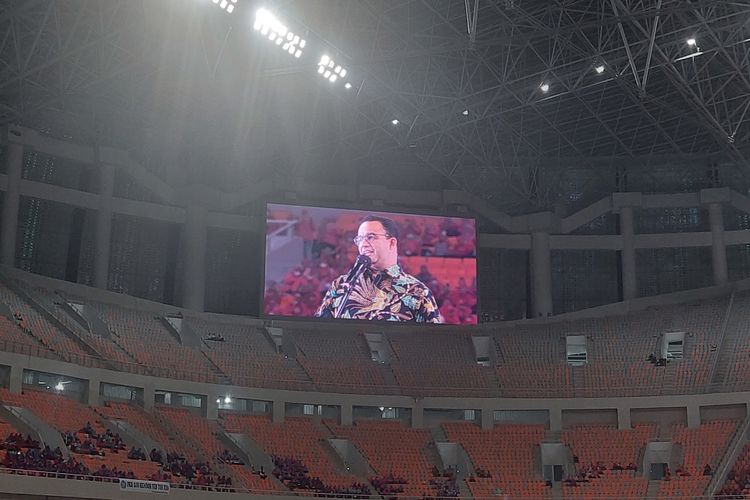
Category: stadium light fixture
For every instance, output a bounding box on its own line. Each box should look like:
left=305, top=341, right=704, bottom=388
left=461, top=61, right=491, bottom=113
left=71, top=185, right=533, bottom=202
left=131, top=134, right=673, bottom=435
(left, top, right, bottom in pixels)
left=224, top=396, right=232, bottom=404
left=55, top=382, right=65, bottom=391
left=391, top=119, right=399, bottom=125
left=254, top=9, right=305, bottom=58
left=686, top=38, right=697, bottom=46
left=212, top=0, right=238, bottom=14
left=462, top=109, right=469, bottom=116
left=539, top=83, right=550, bottom=93
left=594, top=64, right=605, bottom=74
left=317, top=55, right=352, bottom=87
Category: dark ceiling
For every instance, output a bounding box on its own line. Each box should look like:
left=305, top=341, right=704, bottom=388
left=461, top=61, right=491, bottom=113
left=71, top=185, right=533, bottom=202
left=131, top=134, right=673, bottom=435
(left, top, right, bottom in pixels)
left=1, top=0, right=749, bottom=212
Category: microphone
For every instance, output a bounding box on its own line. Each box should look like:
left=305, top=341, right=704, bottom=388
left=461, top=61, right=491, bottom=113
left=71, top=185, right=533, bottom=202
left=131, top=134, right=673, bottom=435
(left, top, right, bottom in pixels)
left=340, top=254, right=372, bottom=290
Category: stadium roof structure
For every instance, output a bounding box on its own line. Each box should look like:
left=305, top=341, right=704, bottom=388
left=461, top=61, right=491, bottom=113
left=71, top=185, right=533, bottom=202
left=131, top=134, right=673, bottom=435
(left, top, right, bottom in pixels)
left=0, top=0, right=749, bottom=213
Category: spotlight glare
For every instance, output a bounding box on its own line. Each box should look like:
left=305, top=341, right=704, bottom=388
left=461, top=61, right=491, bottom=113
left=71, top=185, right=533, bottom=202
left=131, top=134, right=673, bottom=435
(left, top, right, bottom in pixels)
left=687, top=38, right=696, bottom=46
left=540, top=83, right=550, bottom=93
left=323, top=70, right=331, bottom=78
left=391, top=119, right=399, bottom=125
left=462, top=109, right=469, bottom=116
left=254, top=9, right=302, bottom=57
left=318, top=66, right=325, bottom=74
left=334, top=65, right=342, bottom=74
left=224, top=396, right=232, bottom=404
left=219, top=0, right=228, bottom=8
left=594, top=64, right=605, bottom=74
left=344, top=82, right=352, bottom=89
left=299, top=40, right=306, bottom=48
left=55, top=382, right=65, bottom=391
left=321, top=55, right=330, bottom=66
left=226, top=4, right=234, bottom=13
left=329, top=74, right=338, bottom=82
left=339, top=69, right=347, bottom=77
left=294, top=50, right=301, bottom=58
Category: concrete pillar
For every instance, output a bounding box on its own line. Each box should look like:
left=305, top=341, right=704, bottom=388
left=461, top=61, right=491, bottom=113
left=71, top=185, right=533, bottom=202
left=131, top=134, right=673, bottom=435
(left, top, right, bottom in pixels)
left=620, top=206, right=638, bottom=300
left=549, top=408, right=562, bottom=432
left=182, top=205, right=208, bottom=311
left=531, top=232, right=553, bottom=317
left=480, top=407, right=494, bottom=431
left=411, top=401, right=424, bottom=429
left=87, top=379, right=101, bottom=407
left=617, top=407, right=631, bottom=430
left=687, top=405, right=701, bottom=429
left=708, top=203, right=728, bottom=286
left=272, top=400, right=285, bottom=424
left=206, top=395, right=219, bottom=420
left=143, top=383, right=155, bottom=412
left=8, top=365, right=23, bottom=393
left=94, top=162, right=115, bottom=289
left=340, top=403, right=353, bottom=426
left=1, top=142, right=23, bottom=266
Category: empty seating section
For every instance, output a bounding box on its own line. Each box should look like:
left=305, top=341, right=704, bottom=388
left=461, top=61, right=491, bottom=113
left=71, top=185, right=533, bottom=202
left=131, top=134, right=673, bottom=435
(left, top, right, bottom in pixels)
left=659, top=420, right=739, bottom=497
left=0, top=284, right=94, bottom=363
left=443, top=422, right=549, bottom=498
left=222, top=413, right=355, bottom=489
left=95, top=304, right=220, bottom=383
left=388, top=332, right=489, bottom=396
left=0, top=389, right=160, bottom=479
left=95, top=402, right=191, bottom=458
left=494, top=324, right=572, bottom=397
left=191, top=320, right=312, bottom=390
left=294, top=330, right=422, bottom=394
left=561, top=424, right=654, bottom=498
left=562, top=424, right=657, bottom=466
left=0, top=315, right=44, bottom=349
left=326, top=419, right=434, bottom=496
left=21, top=286, right=136, bottom=368
left=720, top=292, right=750, bottom=391
left=156, top=406, right=225, bottom=459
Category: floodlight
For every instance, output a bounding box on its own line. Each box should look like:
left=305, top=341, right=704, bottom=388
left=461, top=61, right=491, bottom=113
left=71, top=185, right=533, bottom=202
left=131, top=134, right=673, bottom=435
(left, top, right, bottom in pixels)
left=462, top=109, right=469, bottom=116
left=254, top=8, right=306, bottom=57
left=687, top=38, right=696, bottom=46
left=213, top=0, right=237, bottom=14
left=391, top=119, right=399, bottom=125
left=317, top=55, right=350, bottom=88
left=224, top=396, right=232, bottom=404
left=540, top=83, right=550, bottom=93
left=594, top=64, right=605, bottom=74
left=55, top=382, right=65, bottom=391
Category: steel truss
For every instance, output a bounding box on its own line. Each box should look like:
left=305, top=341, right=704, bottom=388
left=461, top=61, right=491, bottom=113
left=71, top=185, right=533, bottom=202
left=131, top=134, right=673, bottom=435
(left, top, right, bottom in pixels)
left=0, top=0, right=749, bottom=212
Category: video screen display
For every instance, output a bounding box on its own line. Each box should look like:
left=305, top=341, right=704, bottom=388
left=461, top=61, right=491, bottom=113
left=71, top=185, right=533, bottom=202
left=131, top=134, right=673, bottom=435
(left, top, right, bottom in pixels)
left=263, top=204, right=477, bottom=324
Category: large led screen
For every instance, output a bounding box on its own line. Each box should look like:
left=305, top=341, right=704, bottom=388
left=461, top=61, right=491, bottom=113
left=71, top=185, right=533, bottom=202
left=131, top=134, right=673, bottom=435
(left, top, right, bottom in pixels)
left=263, top=204, right=477, bottom=324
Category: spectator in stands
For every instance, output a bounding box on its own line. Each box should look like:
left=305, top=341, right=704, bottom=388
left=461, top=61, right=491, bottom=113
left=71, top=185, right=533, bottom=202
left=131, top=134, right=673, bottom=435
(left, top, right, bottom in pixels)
left=315, top=215, right=443, bottom=322
left=703, top=464, right=713, bottom=476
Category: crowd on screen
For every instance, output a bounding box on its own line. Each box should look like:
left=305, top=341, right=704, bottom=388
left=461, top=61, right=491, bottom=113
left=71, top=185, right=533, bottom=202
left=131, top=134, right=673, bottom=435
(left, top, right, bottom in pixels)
left=265, top=210, right=477, bottom=323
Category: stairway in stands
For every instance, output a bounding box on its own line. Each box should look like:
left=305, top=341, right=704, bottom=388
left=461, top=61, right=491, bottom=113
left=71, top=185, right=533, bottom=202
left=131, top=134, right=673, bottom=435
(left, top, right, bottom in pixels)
left=709, top=291, right=746, bottom=390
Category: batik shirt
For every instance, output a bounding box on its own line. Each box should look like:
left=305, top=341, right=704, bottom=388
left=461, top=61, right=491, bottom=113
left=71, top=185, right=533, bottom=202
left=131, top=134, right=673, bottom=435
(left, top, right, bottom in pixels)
left=315, top=264, right=443, bottom=323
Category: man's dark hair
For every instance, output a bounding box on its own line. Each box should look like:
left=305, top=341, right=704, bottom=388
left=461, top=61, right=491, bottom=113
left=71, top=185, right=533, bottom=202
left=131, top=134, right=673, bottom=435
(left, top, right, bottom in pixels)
left=359, top=215, right=400, bottom=240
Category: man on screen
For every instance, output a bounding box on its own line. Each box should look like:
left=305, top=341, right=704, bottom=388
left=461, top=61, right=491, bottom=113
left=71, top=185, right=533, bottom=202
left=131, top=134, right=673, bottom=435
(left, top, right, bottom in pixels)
left=315, top=215, right=443, bottom=322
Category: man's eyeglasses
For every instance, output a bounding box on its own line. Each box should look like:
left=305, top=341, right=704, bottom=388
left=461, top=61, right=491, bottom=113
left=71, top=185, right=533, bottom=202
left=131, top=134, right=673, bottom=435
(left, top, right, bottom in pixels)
left=353, top=233, right=391, bottom=246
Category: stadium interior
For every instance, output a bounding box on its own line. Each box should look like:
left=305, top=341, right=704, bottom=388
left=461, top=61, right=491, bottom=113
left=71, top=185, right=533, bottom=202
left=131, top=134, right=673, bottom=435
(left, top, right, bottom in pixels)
left=0, top=0, right=750, bottom=499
